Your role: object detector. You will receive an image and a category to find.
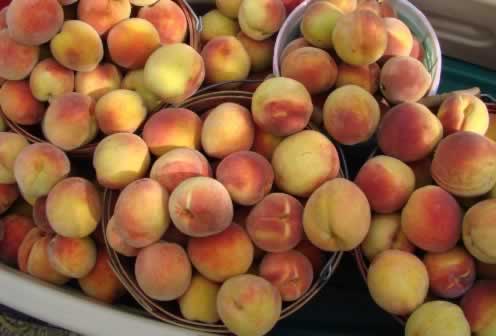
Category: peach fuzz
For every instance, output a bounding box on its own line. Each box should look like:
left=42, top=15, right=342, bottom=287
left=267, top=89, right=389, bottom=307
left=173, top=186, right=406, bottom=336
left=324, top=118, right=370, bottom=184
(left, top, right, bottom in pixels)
left=217, top=274, right=282, bottom=336
left=216, top=0, right=241, bottom=18
left=238, top=0, right=286, bottom=41
left=135, top=242, right=191, bottom=301
left=431, top=132, right=496, bottom=197
left=408, top=158, right=433, bottom=188
left=402, top=186, right=462, bottom=253
left=461, top=281, right=496, bottom=335
left=6, top=0, right=63, bottom=46
left=486, top=113, right=496, bottom=142
left=410, top=37, right=425, bottom=61
left=188, top=223, right=254, bottom=283
left=42, top=92, right=98, bottom=151
left=281, top=47, right=337, bottom=95
left=252, top=77, right=313, bottom=137
left=29, top=58, right=74, bottom=102
left=367, top=250, right=429, bottom=315
left=144, top=43, right=205, bottom=104
left=14, top=143, right=71, bottom=205
left=383, top=18, right=414, bottom=57
left=280, top=37, right=310, bottom=61
left=463, top=199, right=496, bottom=264
left=50, top=20, right=104, bottom=72
left=272, top=130, right=340, bottom=197
left=438, top=93, right=489, bottom=135
left=150, top=148, right=211, bottom=193
left=46, top=177, right=102, bottom=239
left=253, top=127, right=283, bottom=160
left=295, top=240, right=326, bottom=274
left=106, top=216, right=139, bottom=257
left=169, top=176, right=233, bottom=238
left=77, top=0, right=131, bottom=35
left=121, top=69, right=161, bottom=113
left=355, top=155, right=415, bottom=214
left=378, top=102, right=443, bottom=162
left=325, top=0, right=357, bottom=13
left=138, top=0, right=187, bottom=44
left=47, top=235, right=97, bottom=278
left=0, top=214, right=34, bottom=266
left=201, top=102, right=254, bottom=159
left=26, top=235, right=70, bottom=285
left=179, top=274, right=220, bottom=323
left=114, top=178, right=169, bottom=248
left=142, top=108, right=202, bottom=156
left=216, top=151, right=274, bottom=206
left=300, top=1, right=343, bottom=50
left=332, top=10, right=388, bottom=66
left=246, top=193, right=303, bottom=253
left=237, top=32, right=274, bottom=73
left=259, top=250, right=313, bottom=302
left=32, top=196, right=53, bottom=233
left=200, top=9, right=240, bottom=42
left=79, top=249, right=126, bottom=303
left=0, top=80, right=44, bottom=125
left=0, top=29, right=39, bottom=80
left=361, top=213, right=415, bottom=261
left=380, top=56, right=432, bottom=104
left=405, top=301, right=471, bottom=336
left=323, top=85, right=381, bottom=145
left=0, top=132, right=29, bottom=184
left=75, top=63, right=121, bottom=100
left=0, top=184, right=19, bottom=214
left=336, top=63, right=380, bottom=94
left=93, top=133, right=150, bottom=190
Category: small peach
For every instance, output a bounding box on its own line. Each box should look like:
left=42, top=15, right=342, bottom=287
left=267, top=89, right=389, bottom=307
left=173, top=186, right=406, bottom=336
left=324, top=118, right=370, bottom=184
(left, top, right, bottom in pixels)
left=200, top=9, right=240, bottom=42
left=0, top=80, right=45, bottom=125
left=238, top=0, right=286, bottom=41
left=29, top=58, right=75, bottom=102
left=0, top=29, right=39, bottom=80
left=137, top=0, right=187, bottom=45
left=179, top=274, right=220, bottom=323
left=47, top=235, right=97, bottom=278
left=300, top=1, right=343, bottom=50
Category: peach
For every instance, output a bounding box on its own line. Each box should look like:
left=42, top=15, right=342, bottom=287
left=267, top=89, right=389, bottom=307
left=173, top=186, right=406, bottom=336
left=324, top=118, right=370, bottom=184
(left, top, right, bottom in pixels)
left=323, top=85, right=381, bottom=145
left=217, top=274, right=282, bottom=336
left=32, top=196, right=53, bottom=233
left=381, top=56, right=432, bottom=103
left=356, top=0, right=381, bottom=16
left=78, top=249, right=126, bottom=303
left=402, top=186, right=462, bottom=253
left=383, top=17, right=414, bottom=58
left=77, top=0, right=131, bottom=35
left=201, top=102, right=254, bottom=159
left=281, top=47, right=338, bottom=95
left=215, top=0, right=241, bottom=18
left=486, top=113, right=496, bottom=142
left=14, top=143, right=71, bottom=205
left=0, top=184, right=19, bottom=215
left=410, top=37, right=425, bottom=61
left=259, top=250, right=313, bottom=301
left=477, top=261, right=496, bottom=280
left=75, top=63, right=121, bottom=100
left=280, top=37, right=310, bottom=61
left=252, top=77, right=313, bottom=137
left=114, top=178, right=169, bottom=248
left=431, top=132, right=496, bottom=197
left=424, top=247, right=476, bottom=299
left=47, top=235, right=97, bottom=278
left=378, top=102, right=443, bottom=162
left=252, top=127, right=283, bottom=160
left=50, top=20, right=104, bottom=72
left=238, top=0, right=286, bottom=41
left=355, top=155, right=415, bottom=213
left=0, top=29, right=39, bottom=80
left=93, top=133, right=151, bottom=189
left=216, top=151, right=274, bottom=206
left=300, top=1, right=343, bottom=50
left=325, top=0, right=357, bottom=13
left=200, top=9, right=240, bottom=42
left=367, top=250, right=428, bottom=315
left=29, top=58, right=75, bottom=102
left=7, top=0, right=63, bottom=46
left=405, top=301, right=471, bottom=336
left=17, top=227, right=44, bottom=272
left=142, top=108, right=202, bottom=156
left=461, top=281, right=496, bottom=335
left=169, top=176, right=233, bottom=238
left=0, top=214, right=34, bottom=266
left=135, top=242, right=191, bottom=301
left=332, top=10, right=388, bottom=65
left=361, top=213, right=415, bottom=261
left=0, top=80, right=44, bottom=125
left=188, top=223, right=254, bottom=282
left=463, top=199, right=496, bottom=264
left=107, top=18, right=160, bottom=70
left=137, top=0, right=187, bottom=45
left=46, top=177, right=102, bottom=239
left=26, top=235, right=70, bottom=285
left=408, top=158, right=433, bottom=188
left=42, top=92, right=98, bottom=151
left=106, top=216, right=139, bottom=257
left=179, top=274, right=220, bottom=323
left=304, top=178, right=370, bottom=252
left=237, top=32, right=274, bottom=73
left=121, top=69, right=161, bottom=113
left=272, top=130, right=340, bottom=197
left=0, top=132, right=29, bottom=184
left=144, top=43, right=205, bottom=104
left=438, top=93, right=490, bottom=135
left=246, top=193, right=303, bottom=253
left=336, top=63, right=380, bottom=94
left=295, top=240, right=326, bottom=274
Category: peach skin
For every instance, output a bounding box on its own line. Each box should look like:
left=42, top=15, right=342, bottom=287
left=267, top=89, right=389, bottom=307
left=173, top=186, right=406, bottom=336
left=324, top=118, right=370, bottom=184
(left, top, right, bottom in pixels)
left=0, top=29, right=39, bottom=80
left=460, top=280, right=496, bottom=336
left=463, top=199, right=496, bottom=264
left=437, top=93, right=489, bottom=136
left=0, top=80, right=45, bottom=126
left=179, top=274, right=220, bottom=323
left=77, top=0, right=131, bottom=35
left=47, top=235, right=97, bottom=278
left=238, top=0, right=286, bottom=41
left=137, top=0, right=187, bottom=45
left=29, top=58, right=75, bottom=102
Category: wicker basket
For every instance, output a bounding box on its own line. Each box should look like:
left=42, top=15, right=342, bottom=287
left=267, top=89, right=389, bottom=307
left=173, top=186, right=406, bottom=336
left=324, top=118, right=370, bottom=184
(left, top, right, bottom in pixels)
left=3, top=0, right=201, bottom=159
left=102, top=87, right=348, bottom=334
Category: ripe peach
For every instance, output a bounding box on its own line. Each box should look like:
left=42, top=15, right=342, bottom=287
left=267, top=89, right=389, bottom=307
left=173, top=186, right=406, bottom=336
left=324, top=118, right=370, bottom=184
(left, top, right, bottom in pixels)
left=383, top=18, right=414, bottom=58
left=295, top=240, right=326, bottom=274
left=0, top=29, right=39, bottom=80
left=300, top=1, right=343, bottom=50
left=438, top=93, right=489, bottom=135
left=336, top=63, right=380, bottom=94
left=29, top=58, right=74, bottom=102
left=0, top=184, right=19, bottom=215
left=0, top=214, right=34, bottom=266
left=461, top=281, right=496, bottom=335
left=0, top=132, right=29, bottom=184
left=179, top=274, right=220, bottom=323
left=237, top=32, right=274, bottom=73
left=75, top=63, right=121, bottom=100
left=253, top=127, right=283, bottom=160
left=138, top=0, right=187, bottom=44
left=106, top=216, right=139, bottom=257
left=121, top=69, right=161, bottom=113
left=0, top=80, right=44, bottom=125
left=215, top=0, right=241, bottom=18
left=325, top=0, right=357, bottom=13
left=463, top=199, right=496, bottom=264
left=408, top=158, right=433, bottom=188
left=200, top=9, right=240, bottom=42
left=280, top=37, right=310, bottom=61
left=26, top=236, right=70, bottom=285
left=238, top=0, right=286, bottom=41
left=47, top=235, right=97, bottom=278
left=77, top=0, right=131, bottom=35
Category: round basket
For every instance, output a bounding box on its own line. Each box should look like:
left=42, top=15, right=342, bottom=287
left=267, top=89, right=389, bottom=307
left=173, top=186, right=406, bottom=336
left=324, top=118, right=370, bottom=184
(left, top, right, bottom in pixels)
left=273, top=0, right=442, bottom=96
left=3, top=0, right=202, bottom=159
left=102, top=88, right=348, bottom=334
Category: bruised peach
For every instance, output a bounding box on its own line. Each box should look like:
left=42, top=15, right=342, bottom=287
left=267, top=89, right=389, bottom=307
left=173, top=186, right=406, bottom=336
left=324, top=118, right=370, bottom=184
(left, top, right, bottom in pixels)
left=0, top=29, right=39, bottom=80
left=300, top=1, right=343, bottom=50
left=463, top=199, right=496, bottom=264
left=0, top=80, right=44, bottom=125
left=75, top=63, right=121, bottom=100
left=200, top=9, right=240, bottom=42
left=237, top=32, right=274, bottom=73
left=138, top=0, right=187, bottom=45
left=77, top=0, right=131, bottom=35
left=383, top=18, right=414, bottom=58
left=336, top=63, right=380, bottom=94
left=0, top=214, right=34, bottom=266
left=238, top=0, right=286, bottom=41
left=0, top=132, right=29, bottom=184
left=47, top=235, right=97, bottom=278
left=29, top=58, right=75, bottom=102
